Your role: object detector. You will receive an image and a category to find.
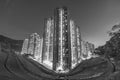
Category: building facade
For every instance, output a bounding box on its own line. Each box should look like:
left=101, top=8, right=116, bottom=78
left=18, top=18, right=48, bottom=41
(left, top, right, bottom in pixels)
left=21, top=7, right=95, bottom=73
left=70, top=20, right=78, bottom=69
left=42, top=17, right=54, bottom=69
left=53, top=7, right=71, bottom=72
left=21, top=39, right=29, bottom=55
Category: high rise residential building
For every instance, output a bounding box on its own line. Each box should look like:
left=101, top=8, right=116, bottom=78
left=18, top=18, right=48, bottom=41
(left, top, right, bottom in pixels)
left=38, top=38, right=43, bottom=63
left=53, top=7, right=71, bottom=72
left=69, top=20, right=78, bottom=69
left=27, top=33, right=36, bottom=56
left=42, top=17, right=54, bottom=69
left=76, top=25, right=82, bottom=63
left=27, top=33, right=40, bottom=56
left=21, top=33, right=43, bottom=61
left=21, top=7, right=95, bottom=73
left=21, top=39, right=29, bottom=55
left=81, top=41, right=95, bottom=60
left=34, top=34, right=41, bottom=58
left=81, top=41, right=88, bottom=60
left=86, top=42, right=95, bottom=59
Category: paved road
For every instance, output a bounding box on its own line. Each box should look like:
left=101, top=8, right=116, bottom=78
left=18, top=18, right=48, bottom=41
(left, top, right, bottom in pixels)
left=0, top=51, right=114, bottom=80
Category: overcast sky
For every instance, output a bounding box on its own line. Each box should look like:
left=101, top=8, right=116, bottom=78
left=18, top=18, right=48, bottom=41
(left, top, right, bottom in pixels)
left=0, top=0, right=120, bottom=47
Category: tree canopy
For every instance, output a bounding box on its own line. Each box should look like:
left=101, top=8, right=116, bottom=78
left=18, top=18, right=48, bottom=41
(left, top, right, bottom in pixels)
left=95, top=23, right=120, bottom=60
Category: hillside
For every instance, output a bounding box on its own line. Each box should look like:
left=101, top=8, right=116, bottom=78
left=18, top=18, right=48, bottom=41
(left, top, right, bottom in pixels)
left=0, top=35, right=23, bottom=53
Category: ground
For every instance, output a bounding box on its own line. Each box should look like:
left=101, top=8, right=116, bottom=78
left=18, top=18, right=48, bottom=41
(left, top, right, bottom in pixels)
left=0, top=51, right=117, bottom=80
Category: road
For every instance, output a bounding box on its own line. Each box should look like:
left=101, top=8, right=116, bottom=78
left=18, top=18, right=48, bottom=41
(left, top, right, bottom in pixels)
left=0, top=51, right=114, bottom=80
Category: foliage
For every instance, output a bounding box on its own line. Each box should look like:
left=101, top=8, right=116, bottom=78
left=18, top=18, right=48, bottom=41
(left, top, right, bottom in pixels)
left=95, top=23, right=120, bottom=60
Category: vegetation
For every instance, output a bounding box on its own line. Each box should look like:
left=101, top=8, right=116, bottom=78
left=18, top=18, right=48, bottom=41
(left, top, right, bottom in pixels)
left=95, top=23, right=120, bottom=61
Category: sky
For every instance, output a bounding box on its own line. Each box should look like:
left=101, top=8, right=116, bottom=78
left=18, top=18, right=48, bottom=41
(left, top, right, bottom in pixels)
left=0, top=0, right=120, bottom=47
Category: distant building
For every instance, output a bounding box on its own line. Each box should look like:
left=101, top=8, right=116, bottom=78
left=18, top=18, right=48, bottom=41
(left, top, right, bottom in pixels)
left=38, top=38, right=43, bottom=63
left=21, top=39, right=29, bottom=55
left=81, top=41, right=95, bottom=60
left=21, top=33, right=43, bottom=61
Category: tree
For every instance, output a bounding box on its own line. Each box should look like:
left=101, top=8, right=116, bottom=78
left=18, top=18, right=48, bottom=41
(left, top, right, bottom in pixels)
left=95, top=23, right=120, bottom=61
left=94, top=46, right=105, bottom=56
